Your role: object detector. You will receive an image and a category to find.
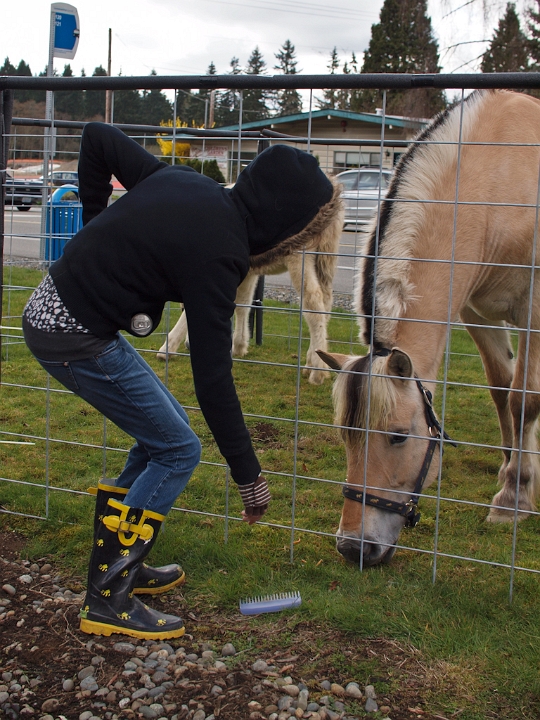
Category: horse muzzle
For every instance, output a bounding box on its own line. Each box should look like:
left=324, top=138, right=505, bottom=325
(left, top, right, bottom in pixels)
left=336, top=531, right=396, bottom=567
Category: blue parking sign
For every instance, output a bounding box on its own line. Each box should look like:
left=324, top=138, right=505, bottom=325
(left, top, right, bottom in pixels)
left=51, top=3, right=80, bottom=59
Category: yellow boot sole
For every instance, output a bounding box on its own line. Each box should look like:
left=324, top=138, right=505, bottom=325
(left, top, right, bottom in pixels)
left=134, top=569, right=186, bottom=596
left=80, top=618, right=185, bottom=640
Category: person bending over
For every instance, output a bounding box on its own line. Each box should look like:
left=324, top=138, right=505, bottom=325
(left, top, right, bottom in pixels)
left=23, top=123, right=342, bottom=640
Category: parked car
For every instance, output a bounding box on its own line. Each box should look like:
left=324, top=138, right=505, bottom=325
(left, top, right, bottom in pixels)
left=337, top=167, right=392, bottom=229
left=3, top=171, right=42, bottom=211
left=41, top=171, right=79, bottom=187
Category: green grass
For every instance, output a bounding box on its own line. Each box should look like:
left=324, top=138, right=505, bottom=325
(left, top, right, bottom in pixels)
left=2, top=266, right=540, bottom=719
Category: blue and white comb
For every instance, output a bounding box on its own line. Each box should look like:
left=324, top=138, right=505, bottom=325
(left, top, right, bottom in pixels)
left=239, top=591, right=302, bottom=615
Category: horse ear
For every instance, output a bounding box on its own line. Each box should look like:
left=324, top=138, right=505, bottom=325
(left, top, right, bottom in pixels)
left=387, top=348, right=414, bottom=379
left=316, top=349, right=350, bottom=370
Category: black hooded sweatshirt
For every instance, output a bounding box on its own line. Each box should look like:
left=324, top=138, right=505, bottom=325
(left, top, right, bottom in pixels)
left=48, top=123, right=334, bottom=486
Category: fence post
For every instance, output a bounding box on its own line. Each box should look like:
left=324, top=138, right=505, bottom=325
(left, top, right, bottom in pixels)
left=0, top=89, right=14, bottom=384
left=247, top=139, right=271, bottom=344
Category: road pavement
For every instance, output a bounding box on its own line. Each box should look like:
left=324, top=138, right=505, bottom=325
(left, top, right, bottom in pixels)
left=3, top=206, right=369, bottom=297
left=3, top=207, right=43, bottom=260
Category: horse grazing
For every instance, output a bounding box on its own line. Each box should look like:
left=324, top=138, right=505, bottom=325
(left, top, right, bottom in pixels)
left=318, top=90, right=540, bottom=566
left=157, top=205, right=343, bottom=385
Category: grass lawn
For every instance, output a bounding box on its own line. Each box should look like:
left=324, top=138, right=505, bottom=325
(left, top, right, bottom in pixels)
left=2, top=265, right=540, bottom=719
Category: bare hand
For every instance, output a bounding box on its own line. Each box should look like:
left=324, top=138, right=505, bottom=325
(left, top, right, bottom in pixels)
left=241, top=507, right=267, bottom=525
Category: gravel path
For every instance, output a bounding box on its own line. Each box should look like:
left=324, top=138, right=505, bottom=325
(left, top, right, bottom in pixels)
left=0, top=553, right=392, bottom=720
left=0, top=530, right=448, bottom=720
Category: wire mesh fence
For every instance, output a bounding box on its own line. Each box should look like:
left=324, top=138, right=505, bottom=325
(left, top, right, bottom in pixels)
left=2, top=73, right=540, bottom=599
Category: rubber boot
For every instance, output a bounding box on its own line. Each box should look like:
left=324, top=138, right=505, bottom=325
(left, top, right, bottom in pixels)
left=89, top=481, right=185, bottom=595
left=79, top=498, right=185, bottom=640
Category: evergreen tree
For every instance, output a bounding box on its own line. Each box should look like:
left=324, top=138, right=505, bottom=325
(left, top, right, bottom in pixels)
left=187, top=62, right=217, bottom=127
left=481, top=2, right=529, bottom=72
left=527, top=0, right=540, bottom=67
left=358, top=0, right=445, bottom=118
left=317, top=50, right=360, bottom=111
left=85, top=65, right=107, bottom=119
left=0, top=57, right=17, bottom=75
left=214, top=57, right=242, bottom=126
left=274, top=40, right=303, bottom=116
left=140, top=70, right=172, bottom=125
left=243, top=47, right=270, bottom=121
left=54, top=64, right=85, bottom=118
left=16, top=60, right=32, bottom=76
left=338, top=57, right=352, bottom=110
left=183, top=157, right=225, bottom=183
left=317, top=47, right=340, bottom=110
left=0, top=57, right=43, bottom=103
left=173, top=88, right=193, bottom=126
left=170, top=63, right=217, bottom=128
left=347, top=52, right=362, bottom=111
left=113, top=71, right=143, bottom=124
left=13, top=59, right=36, bottom=103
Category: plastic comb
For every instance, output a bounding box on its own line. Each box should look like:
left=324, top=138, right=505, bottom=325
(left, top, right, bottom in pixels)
left=239, top=591, right=302, bottom=615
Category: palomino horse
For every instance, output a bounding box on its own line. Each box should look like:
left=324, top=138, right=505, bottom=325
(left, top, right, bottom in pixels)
left=157, top=207, right=343, bottom=385
left=318, top=90, right=540, bottom=566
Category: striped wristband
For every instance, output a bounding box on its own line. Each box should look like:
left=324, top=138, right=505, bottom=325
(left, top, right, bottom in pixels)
left=238, top=475, right=271, bottom=515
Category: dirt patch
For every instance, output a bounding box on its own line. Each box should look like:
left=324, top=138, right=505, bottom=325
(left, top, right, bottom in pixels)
left=0, top=531, right=476, bottom=719
left=249, top=422, right=284, bottom=450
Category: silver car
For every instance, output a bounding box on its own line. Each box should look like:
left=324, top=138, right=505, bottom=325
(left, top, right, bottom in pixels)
left=337, top=167, right=392, bottom=229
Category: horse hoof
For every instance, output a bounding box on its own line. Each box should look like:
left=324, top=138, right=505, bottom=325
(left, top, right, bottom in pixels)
left=486, top=507, right=530, bottom=523
left=307, top=370, right=325, bottom=385
left=156, top=352, right=167, bottom=361
left=232, top=344, right=248, bottom=357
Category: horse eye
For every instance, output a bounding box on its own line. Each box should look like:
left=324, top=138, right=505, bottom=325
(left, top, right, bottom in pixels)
left=389, top=432, right=408, bottom=445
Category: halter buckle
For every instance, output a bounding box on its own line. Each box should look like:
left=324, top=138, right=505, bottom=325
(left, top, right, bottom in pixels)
left=404, top=499, right=421, bottom=528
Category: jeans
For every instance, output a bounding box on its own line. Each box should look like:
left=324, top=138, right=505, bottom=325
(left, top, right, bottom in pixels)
left=35, top=334, right=201, bottom=516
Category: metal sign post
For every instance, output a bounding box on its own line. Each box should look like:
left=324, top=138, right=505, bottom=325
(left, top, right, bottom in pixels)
left=41, top=3, right=80, bottom=258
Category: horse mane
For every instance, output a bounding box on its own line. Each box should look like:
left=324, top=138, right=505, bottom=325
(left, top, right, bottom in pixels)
left=356, top=89, right=491, bottom=348
left=333, top=354, right=398, bottom=449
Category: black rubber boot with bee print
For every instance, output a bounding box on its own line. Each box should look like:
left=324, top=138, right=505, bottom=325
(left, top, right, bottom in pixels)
left=79, top=498, right=185, bottom=640
left=89, top=481, right=186, bottom=595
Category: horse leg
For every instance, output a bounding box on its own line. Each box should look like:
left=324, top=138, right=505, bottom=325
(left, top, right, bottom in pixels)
left=288, top=255, right=329, bottom=385
left=232, top=272, right=259, bottom=357
left=487, top=328, right=540, bottom=522
left=461, top=307, right=514, bottom=497
left=156, top=309, right=188, bottom=360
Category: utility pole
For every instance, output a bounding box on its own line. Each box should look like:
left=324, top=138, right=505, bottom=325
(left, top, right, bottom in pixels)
left=208, top=90, right=215, bottom=128
left=105, top=28, right=112, bottom=123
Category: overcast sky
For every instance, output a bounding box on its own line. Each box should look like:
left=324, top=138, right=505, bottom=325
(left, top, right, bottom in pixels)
left=0, top=0, right=528, bottom=92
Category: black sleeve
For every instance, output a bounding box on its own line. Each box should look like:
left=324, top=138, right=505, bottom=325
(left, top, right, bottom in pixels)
left=181, top=257, right=261, bottom=486
left=78, top=122, right=167, bottom=225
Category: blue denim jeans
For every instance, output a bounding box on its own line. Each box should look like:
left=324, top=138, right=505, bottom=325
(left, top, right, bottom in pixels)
left=35, top=334, right=201, bottom=515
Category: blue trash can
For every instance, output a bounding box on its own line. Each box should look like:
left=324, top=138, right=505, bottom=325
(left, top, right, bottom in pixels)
left=44, top=185, right=83, bottom=261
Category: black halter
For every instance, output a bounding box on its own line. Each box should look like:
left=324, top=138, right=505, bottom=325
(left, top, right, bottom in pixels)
left=342, top=349, right=456, bottom=528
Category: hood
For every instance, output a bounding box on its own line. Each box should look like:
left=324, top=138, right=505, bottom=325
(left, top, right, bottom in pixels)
left=229, top=144, right=342, bottom=267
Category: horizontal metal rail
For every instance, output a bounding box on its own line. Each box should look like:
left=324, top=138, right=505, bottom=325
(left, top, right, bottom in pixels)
left=2, top=71, right=540, bottom=91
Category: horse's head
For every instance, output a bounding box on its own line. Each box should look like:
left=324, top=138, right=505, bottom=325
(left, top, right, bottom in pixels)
left=317, top=347, right=442, bottom=567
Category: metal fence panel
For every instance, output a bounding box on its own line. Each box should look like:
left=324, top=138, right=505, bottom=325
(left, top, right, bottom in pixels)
left=2, top=73, right=540, bottom=600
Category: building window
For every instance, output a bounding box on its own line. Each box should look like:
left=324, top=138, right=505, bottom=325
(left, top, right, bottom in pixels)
left=333, top=151, right=382, bottom=172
